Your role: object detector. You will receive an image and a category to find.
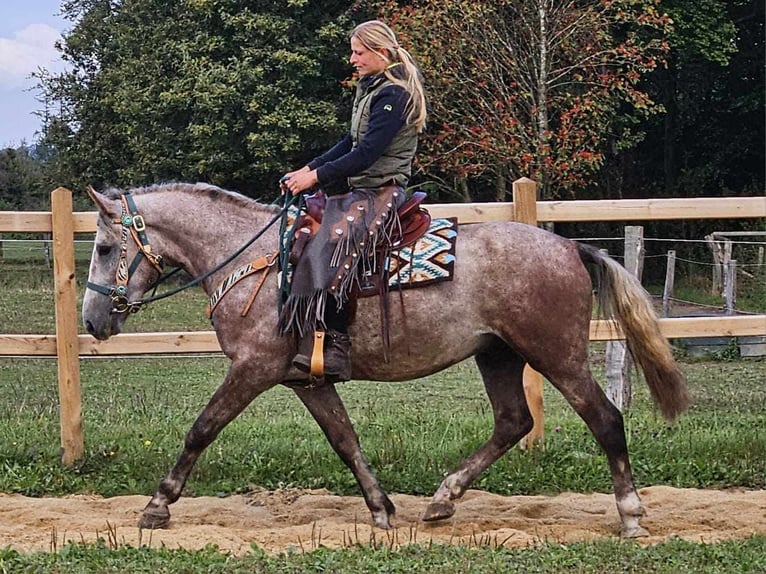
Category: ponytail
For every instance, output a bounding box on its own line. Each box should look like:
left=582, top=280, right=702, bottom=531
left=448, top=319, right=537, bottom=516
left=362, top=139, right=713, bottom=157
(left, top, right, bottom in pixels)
left=352, top=20, right=427, bottom=133
left=386, top=47, right=427, bottom=133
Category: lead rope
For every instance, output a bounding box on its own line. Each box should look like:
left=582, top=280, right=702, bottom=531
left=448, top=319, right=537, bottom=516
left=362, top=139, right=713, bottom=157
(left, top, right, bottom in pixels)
left=277, top=190, right=306, bottom=314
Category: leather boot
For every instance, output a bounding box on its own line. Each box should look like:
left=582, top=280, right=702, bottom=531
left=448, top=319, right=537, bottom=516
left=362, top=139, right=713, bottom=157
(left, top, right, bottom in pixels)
left=323, top=330, right=351, bottom=381
left=291, top=330, right=351, bottom=381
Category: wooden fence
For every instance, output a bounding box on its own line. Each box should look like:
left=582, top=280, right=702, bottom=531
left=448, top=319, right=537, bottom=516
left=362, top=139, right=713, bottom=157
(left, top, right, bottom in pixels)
left=1, top=181, right=765, bottom=464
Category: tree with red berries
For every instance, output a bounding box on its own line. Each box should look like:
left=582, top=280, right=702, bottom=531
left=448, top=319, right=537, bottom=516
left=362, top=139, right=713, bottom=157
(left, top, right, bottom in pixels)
left=381, top=0, right=671, bottom=200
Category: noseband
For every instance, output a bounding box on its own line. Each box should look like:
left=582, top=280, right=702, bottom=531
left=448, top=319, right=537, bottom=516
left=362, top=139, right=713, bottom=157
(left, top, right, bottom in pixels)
left=86, top=193, right=164, bottom=314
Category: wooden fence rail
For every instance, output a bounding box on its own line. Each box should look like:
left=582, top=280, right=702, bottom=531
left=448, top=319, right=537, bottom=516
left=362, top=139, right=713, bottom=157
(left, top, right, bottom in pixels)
left=2, top=184, right=765, bottom=463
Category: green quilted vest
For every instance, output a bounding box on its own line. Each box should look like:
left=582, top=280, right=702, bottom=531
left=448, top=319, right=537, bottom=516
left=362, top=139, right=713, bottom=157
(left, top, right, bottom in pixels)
left=348, top=75, right=418, bottom=189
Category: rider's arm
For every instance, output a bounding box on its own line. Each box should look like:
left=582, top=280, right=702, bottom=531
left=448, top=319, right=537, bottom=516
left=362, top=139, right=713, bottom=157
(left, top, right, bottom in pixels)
left=283, top=136, right=353, bottom=195
left=308, top=135, right=353, bottom=170
left=312, top=85, right=407, bottom=185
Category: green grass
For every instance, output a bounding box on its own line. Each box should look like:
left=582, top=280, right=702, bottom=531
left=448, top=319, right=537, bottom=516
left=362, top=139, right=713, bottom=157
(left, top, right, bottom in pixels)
left=1, top=537, right=764, bottom=573
left=1, top=261, right=764, bottom=570
left=0, top=259, right=212, bottom=334
left=646, top=272, right=765, bottom=315
left=0, top=354, right=763, bottom=498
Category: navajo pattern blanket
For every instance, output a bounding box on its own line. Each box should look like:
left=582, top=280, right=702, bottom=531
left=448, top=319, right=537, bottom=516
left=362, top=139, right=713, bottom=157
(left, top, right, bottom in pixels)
left=387, top=217, right=457, bottom=289
left=279, top=211, right=457, bottom=295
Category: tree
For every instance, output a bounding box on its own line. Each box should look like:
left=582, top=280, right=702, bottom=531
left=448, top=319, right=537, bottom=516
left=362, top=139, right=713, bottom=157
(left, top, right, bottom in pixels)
left=0, top=146, right=48, bottom=211
left=380, top=0, right=670, bottom=200
left=39, top=0, right=355, bottom=196
left=620, top=0, right=762, bottom=199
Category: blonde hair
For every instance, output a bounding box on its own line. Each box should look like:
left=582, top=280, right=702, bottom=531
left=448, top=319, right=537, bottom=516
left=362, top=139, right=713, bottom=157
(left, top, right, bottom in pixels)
left=352, top=20, right=427, bottom=133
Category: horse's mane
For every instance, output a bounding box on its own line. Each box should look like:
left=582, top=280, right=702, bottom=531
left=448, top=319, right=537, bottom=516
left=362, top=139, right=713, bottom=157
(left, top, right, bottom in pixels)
left=101, top=182, right=279, bottom=213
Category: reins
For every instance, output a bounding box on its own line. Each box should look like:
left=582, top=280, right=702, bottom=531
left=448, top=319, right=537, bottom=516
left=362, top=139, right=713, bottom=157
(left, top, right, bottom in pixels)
left=87, top=190, right=302, bottom=314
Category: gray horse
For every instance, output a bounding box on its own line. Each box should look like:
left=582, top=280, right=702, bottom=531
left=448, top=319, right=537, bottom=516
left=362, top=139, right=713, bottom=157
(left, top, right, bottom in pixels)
left=82, top=183, right=688, bottom=538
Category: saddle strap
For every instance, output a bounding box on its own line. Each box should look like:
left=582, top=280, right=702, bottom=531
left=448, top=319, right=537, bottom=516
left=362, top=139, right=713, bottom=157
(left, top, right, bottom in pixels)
left=206, top=252, right=278, bottom=318
left=310, top=331, right=325, bottom=378
left=240, top=260, right=276, bottom=317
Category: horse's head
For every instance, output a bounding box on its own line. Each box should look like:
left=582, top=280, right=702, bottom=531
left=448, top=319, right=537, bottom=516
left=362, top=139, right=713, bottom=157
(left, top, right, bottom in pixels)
left=82, top=186, right=164, bottom=340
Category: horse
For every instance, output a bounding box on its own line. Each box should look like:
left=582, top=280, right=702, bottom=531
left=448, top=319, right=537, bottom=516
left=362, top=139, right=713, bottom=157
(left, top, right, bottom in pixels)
left=81, top=182, right=688, bottom=538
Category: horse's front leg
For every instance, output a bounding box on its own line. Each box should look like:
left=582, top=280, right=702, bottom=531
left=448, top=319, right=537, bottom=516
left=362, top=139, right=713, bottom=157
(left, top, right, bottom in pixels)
left=424, top=348, right=531, bottom=522
left=139, top=361, right=272, bottom=529
left=292, top=384, right=396, bottom=529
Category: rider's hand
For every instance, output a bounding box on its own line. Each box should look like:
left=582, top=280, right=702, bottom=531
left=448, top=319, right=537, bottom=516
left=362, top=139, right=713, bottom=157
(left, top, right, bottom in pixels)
left=280, top=166, right=311, bottom=195
left=282, top=168, right=318, bottom=196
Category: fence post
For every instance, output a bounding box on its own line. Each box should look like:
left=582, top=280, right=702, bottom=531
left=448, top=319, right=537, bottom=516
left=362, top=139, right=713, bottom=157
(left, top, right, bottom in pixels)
left=51, top=187, right=84, bottom=465
left=662, top=250, right=676, bottom=317
left=706, top=234, right=722, bottom=295
left=605, top=226, right=643, bottom=413
left=513, top=177, right=544, bottom=449
left=724, top=259, right=737, bottom=314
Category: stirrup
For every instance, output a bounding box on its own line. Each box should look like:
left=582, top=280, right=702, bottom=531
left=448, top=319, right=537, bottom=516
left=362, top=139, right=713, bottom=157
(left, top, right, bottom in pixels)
left=292, top=331, right=326, bottom=378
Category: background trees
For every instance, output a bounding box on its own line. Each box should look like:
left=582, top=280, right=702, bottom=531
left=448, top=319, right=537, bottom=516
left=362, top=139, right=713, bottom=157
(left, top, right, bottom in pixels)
left=381, top=0, right=672, bottom=201
left=623, top=0, right=763, bottom=200
left=0, top=146, right=48, bottom=210
left=3, top=0, right=761, bottom=208
left=38, top=0, right=354, bottom=196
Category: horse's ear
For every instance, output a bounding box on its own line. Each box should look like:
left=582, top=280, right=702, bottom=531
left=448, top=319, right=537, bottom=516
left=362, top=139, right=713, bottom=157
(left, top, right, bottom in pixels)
left=87, top=186, right=116, bottom=217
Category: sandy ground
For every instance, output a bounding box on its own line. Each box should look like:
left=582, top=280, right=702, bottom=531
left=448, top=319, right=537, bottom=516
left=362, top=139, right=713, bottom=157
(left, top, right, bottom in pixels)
left=0, top=486, right=764, bottom=555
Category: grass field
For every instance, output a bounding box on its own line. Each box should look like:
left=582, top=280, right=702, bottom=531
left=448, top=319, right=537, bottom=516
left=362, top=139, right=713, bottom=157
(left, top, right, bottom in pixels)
left=0, top=259, right=764, bottom=572
left=1, top=537, right=764, bottom=573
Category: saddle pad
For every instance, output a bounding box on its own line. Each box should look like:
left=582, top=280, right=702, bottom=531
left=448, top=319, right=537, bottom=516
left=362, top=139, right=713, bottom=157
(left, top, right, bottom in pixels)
left=388, top=217, right=457, bottom=289
left=279, top=211, right=458, bottom=292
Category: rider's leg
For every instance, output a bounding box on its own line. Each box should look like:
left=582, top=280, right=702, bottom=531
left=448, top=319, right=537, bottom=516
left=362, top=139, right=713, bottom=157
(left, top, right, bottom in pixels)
left=291, top=296, right=351, bottom=381
left=323, top=297, right=351, bottom=380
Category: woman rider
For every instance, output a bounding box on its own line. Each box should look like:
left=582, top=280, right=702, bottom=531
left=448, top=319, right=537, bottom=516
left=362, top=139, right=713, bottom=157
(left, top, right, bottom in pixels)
left=279, top=20, right=427, bottom=381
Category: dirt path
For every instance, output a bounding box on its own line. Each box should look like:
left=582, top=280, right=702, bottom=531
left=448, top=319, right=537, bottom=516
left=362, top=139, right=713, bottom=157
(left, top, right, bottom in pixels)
left=1, top=486, right=764, bottom=555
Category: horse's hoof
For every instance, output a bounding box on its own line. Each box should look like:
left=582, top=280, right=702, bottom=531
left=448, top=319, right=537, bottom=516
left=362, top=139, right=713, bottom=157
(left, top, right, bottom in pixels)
left=422, top=501, right=455, bottom=522
left=621, top=524, right=650, bottom=538
left=372, top=513, right=394, bottom=530
left=138, top=506, right=170, bottom=529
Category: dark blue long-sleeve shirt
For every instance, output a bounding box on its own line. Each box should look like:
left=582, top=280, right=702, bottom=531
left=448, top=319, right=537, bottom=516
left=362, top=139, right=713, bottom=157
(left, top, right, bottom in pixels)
left=308, top=83, right=408, bottom=186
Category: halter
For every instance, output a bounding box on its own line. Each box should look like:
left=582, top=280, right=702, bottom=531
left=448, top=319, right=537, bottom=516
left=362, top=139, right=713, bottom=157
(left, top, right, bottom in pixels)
left=86, top=193, right=164, bottom=314
left=86, top=190, right=302, bottom=315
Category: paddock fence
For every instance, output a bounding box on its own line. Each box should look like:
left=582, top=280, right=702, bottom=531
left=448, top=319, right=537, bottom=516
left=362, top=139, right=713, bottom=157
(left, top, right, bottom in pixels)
left=1, top=180, right=764, bottom=463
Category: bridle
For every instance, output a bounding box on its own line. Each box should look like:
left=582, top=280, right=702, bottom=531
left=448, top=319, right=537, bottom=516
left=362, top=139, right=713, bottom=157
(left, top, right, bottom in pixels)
left=86, top=192, right=165, bottom=314
left=86, top=190, right=302, bottom=315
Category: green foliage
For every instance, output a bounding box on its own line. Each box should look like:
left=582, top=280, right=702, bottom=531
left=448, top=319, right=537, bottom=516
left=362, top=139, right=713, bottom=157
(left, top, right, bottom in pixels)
left=663, top=0, right=737, bottom=66
left=0, top=146, right=49, bottom=210
left=0, top=534, right=764, bottom=572
left=40, top=0, right=355, bottom=196
left=12, top=0, right=759, bottom=213
left=378, top=0, right=671, bottom=200
left=609, top=0, right=763, bottom=203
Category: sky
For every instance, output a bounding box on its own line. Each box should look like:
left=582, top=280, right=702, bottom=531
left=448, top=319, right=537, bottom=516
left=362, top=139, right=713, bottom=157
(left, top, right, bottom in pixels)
left=0, top=0, right=69, bottom=148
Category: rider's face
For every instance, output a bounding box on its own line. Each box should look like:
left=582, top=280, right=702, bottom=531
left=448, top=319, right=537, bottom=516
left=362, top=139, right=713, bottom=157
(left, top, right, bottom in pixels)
left=349, top=36, right=388, bottom=77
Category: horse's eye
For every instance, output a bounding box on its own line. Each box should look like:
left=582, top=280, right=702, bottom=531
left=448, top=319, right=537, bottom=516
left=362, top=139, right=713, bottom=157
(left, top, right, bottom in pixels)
left=96, top=244, right=113, bottom=256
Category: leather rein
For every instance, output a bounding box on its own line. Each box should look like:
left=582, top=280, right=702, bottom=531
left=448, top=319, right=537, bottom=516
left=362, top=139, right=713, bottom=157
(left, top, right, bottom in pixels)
left=86, top=191, right=299, bottom=315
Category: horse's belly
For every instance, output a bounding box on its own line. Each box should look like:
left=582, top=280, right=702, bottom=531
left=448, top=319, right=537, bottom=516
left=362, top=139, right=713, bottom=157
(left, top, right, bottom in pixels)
left=349, top=328, right=482, bottom=381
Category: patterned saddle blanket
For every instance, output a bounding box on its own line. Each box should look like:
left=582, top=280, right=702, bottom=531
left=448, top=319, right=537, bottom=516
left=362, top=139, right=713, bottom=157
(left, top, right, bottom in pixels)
left=386, top=217, right=457, bottom=289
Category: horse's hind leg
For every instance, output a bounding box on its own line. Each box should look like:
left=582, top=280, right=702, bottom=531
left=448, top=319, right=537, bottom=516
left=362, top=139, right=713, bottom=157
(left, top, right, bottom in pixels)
left=545, top=365, right=648, bottom=538
left=424, top=340, right=531, bottom=522
left=139, top=361, right=272, bottom=529
left=292, top=384, right=396, bottom=529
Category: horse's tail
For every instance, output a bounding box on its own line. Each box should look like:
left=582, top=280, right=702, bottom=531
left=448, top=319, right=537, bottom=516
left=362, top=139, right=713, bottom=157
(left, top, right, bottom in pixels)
left=577, top=243, right=689, bottom=422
